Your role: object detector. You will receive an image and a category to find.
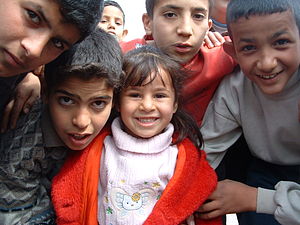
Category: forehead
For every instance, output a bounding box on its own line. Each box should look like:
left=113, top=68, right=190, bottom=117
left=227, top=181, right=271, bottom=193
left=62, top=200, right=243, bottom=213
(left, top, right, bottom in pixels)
left=154, top=0, right=209, bottom=12
left=230, top=10, right=299, bottom=42
left=144, top=67, right=173, bottom=87
left=103, top=5, right=124, bottom=19
left=54, top=76, right=111, bottom=93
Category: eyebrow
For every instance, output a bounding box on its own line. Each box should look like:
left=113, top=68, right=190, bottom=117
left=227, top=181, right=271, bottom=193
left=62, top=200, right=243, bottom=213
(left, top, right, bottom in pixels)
left=55, top=90, right=113, bottom=101
left=162, top=4, right=208, bottom=14
left=239, top=38, right=254, bottom=43
left=272, top=30, right=288, bottom=39
left=238, top=30, right=288, bottom=44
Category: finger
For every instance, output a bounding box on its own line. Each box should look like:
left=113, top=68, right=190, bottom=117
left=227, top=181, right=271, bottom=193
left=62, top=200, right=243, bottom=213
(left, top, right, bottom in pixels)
left=1, top=99, right=15, bottom=133
left=23, top=90, right=40, bottom=114
left=198, top=199, right=221, bottom=213
left=214, top=32, right=226, bottom=44
left=196, top=209, right=224, bottom=220
left=207, top=32, right=222, bottom=47
left=204, top=37, right=214, bottom=49
left=9, top=95, right=27, bottom=129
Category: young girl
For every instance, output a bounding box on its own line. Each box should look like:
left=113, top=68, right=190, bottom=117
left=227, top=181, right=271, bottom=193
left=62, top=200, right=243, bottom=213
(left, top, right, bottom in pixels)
left=52, top=45, right=220, bottom=225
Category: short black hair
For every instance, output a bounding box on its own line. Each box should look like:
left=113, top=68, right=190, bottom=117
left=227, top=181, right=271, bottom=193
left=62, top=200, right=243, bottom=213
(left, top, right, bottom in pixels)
left=227, top=0, right=300, bottom=35
left=44, top=28, right=123, bottom=93
left=57, top=0, right=105, bottom=40
left=103, top=0, right=126, bottom=24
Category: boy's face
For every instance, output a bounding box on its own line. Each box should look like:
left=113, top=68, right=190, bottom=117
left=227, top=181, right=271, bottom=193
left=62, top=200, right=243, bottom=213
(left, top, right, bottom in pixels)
left=48, top=77, right=114, bottom=150
left=230, top=11, right=300, bottom=95
left=143, top=0, right=212, bottom=64
left=98, top=6, right=128, bottom=41
left=0, top=0, right=81, bottom=77
left=119, top=68, right=178, bottom=139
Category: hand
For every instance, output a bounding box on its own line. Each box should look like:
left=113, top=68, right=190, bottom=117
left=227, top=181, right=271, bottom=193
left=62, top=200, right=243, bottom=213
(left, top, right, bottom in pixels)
left=196, top=179, right=258, bottom=220
left=1, top=72, right=41, bottom=132
left=204, top=31, right=226, bottom=49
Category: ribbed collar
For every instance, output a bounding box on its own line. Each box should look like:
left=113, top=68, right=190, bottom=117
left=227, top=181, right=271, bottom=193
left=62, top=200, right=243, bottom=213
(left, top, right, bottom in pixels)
left=111, top=117, right=174, bottom=154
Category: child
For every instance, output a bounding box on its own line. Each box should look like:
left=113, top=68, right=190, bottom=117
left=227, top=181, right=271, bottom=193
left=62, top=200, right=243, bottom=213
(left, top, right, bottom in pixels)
left=98, top=0, right=128, bottom=41
left=0, top=28, right=122, bottom=225
left=199, top=0, right=300, bottom=224
left=0, top=0, right=104, bottom=131
left=52, top=45, right=220, bottom=225
left=120, top=0, right=236, bottom=126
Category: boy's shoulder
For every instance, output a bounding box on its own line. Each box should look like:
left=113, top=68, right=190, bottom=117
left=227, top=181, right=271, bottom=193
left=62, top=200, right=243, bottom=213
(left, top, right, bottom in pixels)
left=120, top=35, right=153, bottom=53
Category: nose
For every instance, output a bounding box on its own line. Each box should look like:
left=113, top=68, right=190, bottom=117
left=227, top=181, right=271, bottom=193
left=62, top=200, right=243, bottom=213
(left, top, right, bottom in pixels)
left=107, top=19, right=116, bottom=29
left=256, top=51, right=277, bottom=72
left=72, top=108, right=91, bottom=129
left=139, top=96, right=155, bottom=112
left=21, top=32, right=49, bottom=58
left=177, top=16, right=193, bottom=37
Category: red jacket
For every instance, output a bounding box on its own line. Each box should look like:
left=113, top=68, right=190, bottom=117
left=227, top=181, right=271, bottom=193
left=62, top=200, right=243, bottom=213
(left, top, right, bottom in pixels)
left=52, top=128, right=221, bottom=225
left=120, top=37, right=236, bottom=125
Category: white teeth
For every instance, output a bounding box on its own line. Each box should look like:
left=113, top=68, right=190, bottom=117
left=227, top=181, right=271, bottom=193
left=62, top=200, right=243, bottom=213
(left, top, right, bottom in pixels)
left=138, top=118, right=156, bottom=123
left=256, top=72, right=279, bottom=79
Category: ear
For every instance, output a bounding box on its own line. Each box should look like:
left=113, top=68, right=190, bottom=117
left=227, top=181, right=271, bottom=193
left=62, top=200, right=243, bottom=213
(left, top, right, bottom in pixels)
left=120, top=29, right=128, bottom=41
left=223, top=40, right=238, bottom=61
left=173, top=102, right=178, bottom=114
left=142, top=13, right=152, bottom=36
left=207, top=18, right=213, bottom=31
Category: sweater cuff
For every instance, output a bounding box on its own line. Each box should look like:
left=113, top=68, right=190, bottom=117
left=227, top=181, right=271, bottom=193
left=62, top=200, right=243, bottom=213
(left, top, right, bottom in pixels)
left=256, top=187, right=276, bottom=214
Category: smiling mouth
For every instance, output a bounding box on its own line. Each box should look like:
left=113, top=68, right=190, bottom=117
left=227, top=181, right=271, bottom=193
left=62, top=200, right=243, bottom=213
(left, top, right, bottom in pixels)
left=136, top=117, right=158, bottom=124
left=256, top=71, right=282, bottom=80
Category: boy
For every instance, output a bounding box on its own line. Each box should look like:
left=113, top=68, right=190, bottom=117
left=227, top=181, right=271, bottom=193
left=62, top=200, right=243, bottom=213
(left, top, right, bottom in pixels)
left=98, top=0, right=128, bottom=41
left=199, top=0, right=300, bottom=224
left=0, top=0, right=104, bottom=131
left=121, top=0, right=236, bottom=126
left=0, top=28, right=122, bottom=225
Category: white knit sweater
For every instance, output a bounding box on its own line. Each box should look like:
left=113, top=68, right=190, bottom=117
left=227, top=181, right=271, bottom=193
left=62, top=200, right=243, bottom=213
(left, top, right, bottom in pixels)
left=98, top=117, right=178, bottom=225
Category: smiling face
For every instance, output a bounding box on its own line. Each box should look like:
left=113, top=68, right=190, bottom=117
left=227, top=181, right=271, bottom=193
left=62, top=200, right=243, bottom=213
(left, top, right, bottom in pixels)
left=48, top=77, right=114, bottom=150
left=0, top=0, right=81, bottom=77
left=98, top=5, right=128, bottom=41
left=143, top=0, right=212, bottom=64
left=119, top=68, right=178, bottom=139
left=230, top=10, right=300, bottom=95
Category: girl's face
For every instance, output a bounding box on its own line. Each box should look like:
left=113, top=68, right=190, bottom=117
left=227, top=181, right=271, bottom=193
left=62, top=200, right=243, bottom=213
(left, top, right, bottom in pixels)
left=119, top=68, right=178, bottom=139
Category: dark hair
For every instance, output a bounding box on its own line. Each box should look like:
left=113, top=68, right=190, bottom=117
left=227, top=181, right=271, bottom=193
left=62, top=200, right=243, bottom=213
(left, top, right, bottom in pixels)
left=145, top=0, right=213, bottom=18
left=56, top=0, right=104, bottom=39
left=120, top=45, right=203, bottom=149
left=44, top=28, right=123, bottom=93
left=103, top=0, right=126, bottom=25
left=227, top=0, right=300, bottom=35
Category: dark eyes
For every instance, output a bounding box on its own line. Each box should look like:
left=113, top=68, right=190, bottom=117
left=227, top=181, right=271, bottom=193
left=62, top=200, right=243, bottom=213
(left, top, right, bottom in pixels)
left=59, top=96, right=73, bottom=105
left=275, top=39, right=290, bottom=46
left=163, top=12, right=176, bottom=18
left=27, top=9, right=41, bottom=24
left=51, top=38, right=64, bottom=50
left=92, top=101, right=107, bottom=109
left=241, top=45, right=256, bottom=52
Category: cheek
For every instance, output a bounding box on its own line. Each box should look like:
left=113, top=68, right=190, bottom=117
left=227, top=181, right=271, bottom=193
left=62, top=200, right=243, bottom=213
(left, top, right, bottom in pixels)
left=93, top=109, right=113, bottom=131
